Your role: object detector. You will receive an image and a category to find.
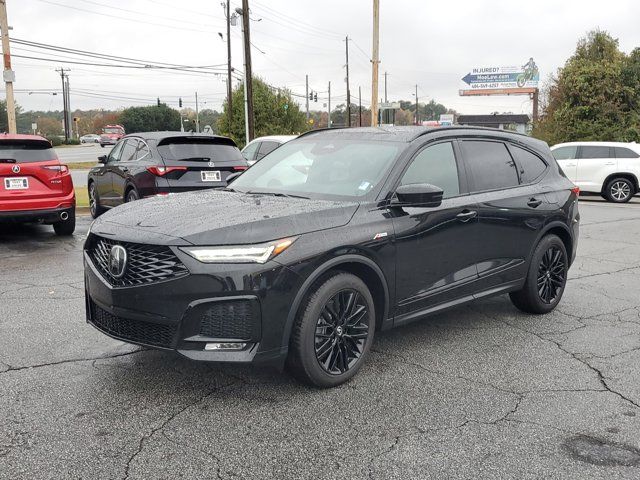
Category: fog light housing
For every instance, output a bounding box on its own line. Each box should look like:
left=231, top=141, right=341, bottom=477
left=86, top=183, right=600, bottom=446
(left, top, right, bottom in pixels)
left=204, top=342, right=246, bottom=351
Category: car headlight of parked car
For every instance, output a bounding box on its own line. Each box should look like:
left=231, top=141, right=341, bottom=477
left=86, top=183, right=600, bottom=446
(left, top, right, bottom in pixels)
left=180, top=237, right=296, bottom=264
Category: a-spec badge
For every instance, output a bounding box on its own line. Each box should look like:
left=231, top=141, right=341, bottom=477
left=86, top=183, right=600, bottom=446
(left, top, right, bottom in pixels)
left=373, top=232, right=388, bottom=240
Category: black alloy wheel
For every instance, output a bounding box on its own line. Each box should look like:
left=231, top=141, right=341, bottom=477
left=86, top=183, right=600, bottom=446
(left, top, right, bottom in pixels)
left=314, top=289, right=370, bottom=375
left=536, top=246, right=566, bottom=304
left=89, top=183, right=103, bottom=218
left=126, top=189, right=139, bottom=203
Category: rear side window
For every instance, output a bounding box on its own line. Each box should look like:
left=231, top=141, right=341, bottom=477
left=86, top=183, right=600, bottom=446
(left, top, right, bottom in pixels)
left=158, top=137, right=244, bottom=162
left=0, top=140, right=56, bottom=163
left=579, top=146, right=612, bottom=159
left=400, top=142, right=460, bottom=198
left=510, top=145, right=547, bottom=183
left=614, top=147, right=639, bottom=159
left=552, top=146, right=577, bottom=160
left=461, top=141, right=519, bottom=192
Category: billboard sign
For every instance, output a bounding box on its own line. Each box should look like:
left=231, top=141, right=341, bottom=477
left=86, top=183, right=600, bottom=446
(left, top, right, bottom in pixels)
left=439, top=114, right=454, bottom=126
left=461, top=58, right=539, bottom=92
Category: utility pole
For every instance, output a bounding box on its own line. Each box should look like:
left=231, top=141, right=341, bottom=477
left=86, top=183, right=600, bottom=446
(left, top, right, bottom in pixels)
left=415, top=84, right=419, bottom=125
left=383, top=71, right=388, bottom=124
left=328, top=81, right=331, bottom=128
left=57, top=68, right=69, bottom=142
left=371, top=0, right=380, bottom=127
left=0, top=0, right=16, bottom=133
left=237, top=1, right=254, bottom=145
left=358, top=86, right=362, bottom=127
left=305, top=74, right=310, bottom=120
left=195, top=91, right=200, bottom=133
left=65, top=73, right=72, bottom=138
left=532, top=88, right=539, bottom=124
left=345, top=36, right=351, bottom=128
left=225, top=0, right=233, bottom=133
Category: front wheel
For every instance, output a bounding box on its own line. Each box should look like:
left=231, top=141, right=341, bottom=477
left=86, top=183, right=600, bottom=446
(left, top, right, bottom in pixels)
left=288, top=272, right=375, bottom=388
left=89, top=183, right=105, bottom=218
left=510, top=234, right=568, bottom=314
left=604, top=177, right=634, bottom=203
left=125, top=188, right=139, bottom=203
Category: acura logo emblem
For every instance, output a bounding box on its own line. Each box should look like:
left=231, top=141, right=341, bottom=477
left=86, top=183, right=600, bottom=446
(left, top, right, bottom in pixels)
left=12, top=165, right=20, bottom=173
left=108, top=245, right=128, bottom=279
left=207, top=160, right=215, bottom=167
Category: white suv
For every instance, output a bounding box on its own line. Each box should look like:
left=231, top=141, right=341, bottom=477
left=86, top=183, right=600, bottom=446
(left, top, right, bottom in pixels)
left=551, top=142, right=640, bottom=203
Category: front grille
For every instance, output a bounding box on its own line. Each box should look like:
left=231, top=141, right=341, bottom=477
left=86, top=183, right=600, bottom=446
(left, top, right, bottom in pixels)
left=199, top=300, right=255, bottom=340
left=90, top=301, right=176, bottom=348
left=86, top=235, right=189, bottom=287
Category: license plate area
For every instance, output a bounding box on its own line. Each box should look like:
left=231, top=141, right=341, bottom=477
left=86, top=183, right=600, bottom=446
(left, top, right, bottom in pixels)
left=201, top=170, right=221, bottom=182
left=4, top=177, right=29, bottom=190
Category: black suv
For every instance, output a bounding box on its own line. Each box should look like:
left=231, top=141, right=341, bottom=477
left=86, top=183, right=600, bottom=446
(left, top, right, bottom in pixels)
left=83, top=126, right=579, bottom=387
left=87, top=132, right=248, bottom=218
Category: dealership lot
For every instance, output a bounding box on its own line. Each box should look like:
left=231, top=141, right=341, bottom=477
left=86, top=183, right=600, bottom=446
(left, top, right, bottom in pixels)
left=1, top=198, right=640, bottom=478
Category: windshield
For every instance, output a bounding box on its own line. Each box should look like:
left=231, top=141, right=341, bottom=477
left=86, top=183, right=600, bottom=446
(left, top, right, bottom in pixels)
left=231, top=137, right=403, bottom=200
left=103, top=128, right=123, bottom=134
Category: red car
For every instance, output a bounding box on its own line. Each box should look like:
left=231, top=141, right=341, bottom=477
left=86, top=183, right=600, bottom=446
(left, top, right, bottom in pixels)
left=99, top=124, right=125, bottom=148
left=0, top=134, right=76, bottom=235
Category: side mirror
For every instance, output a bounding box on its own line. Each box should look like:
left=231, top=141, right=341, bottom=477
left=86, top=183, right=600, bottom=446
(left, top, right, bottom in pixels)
left=394, top=183, right=444, bottom=207
left=98, top=155, right=108, bottom=164
left=225, top=171, right=243, bottom=184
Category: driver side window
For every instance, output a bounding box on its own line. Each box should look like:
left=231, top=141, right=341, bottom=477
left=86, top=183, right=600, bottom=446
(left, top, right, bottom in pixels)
left=400, top=142, right=460, bottom=198
left=108, top=140, right=125, bottom=163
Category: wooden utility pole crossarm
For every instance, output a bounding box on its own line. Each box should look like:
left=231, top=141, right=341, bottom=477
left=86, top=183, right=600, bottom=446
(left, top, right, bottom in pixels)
left=0, top=0, right=16, bottom=133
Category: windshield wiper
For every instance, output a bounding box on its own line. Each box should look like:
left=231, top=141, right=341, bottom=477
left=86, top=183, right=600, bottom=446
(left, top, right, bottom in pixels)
left=245, top=190, right=310, bottom=200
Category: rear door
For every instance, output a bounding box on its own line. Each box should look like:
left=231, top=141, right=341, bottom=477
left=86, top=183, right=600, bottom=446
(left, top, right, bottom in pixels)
left=157, top=136, right=247, bottom=192
left=552, top=145, right=578, bottom=181
left=576, top=145, right=615, bottom=192
left=0, top=139, right=63, bottom=207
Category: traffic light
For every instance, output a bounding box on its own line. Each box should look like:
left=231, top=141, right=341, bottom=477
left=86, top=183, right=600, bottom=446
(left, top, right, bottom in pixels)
left=157, top=97, right=161, bottom=106
left=179, top=98, right=183, bottom=108
left=314, top=93, right=318, bottom=102
left=309, top=91, right=313, bottom=100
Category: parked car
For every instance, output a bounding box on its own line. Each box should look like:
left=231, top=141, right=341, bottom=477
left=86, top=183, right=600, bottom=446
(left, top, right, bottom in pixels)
left=84, top=126, right=579, bottom=387
left=0, top=134, right=75, bottom=235
left=551, top=141, right=640, bottom=202
left=241, top=135, right=297, bottom=165
left=80, top=134, right=101, bottom=144
left=88, top=131, right=248, bottom=218
left=99, top=124, right=125, bottom=148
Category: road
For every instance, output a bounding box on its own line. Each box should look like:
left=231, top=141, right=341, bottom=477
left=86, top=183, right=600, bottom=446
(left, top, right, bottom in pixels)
left=55, top=144, right=106, bottom=164
left=1, top=200, right=640, bottom=479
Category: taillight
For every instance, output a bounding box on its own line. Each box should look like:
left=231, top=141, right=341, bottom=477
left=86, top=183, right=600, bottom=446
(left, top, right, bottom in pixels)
left=234, top=166, right=248, bottom=171
left=42, top=165, right=69, bottom=174
left=146, top=166, right=187, bottom=176
left=571, top=186, right=580, bottom=195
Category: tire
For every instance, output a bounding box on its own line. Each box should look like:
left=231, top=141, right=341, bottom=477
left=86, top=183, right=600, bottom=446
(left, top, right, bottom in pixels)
left=604, top=177, right=634, bottom=203
left=288, top=272, right=375, bottom=388
left=125, top=188, right=139, bottom=203
left=89, top=182, right=105, bottom=219
left=53, top=210, right=76, bottom=236
left=100, top=144, right=105, bottom=148
left=510, top=234, right=568, bottom=314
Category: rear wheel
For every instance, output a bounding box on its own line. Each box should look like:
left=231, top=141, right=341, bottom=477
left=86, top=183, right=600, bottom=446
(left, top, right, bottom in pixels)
left=53, top=210, right=75, bottom=236
left=510, top=234, right=568, bottom=314
left=288, top=273, right=375, bottom=388
left=604, top=177, right=634, bottom=203
left=125, top=188, right=139, bottom=203
left=89, top=182, right=104, bottom=218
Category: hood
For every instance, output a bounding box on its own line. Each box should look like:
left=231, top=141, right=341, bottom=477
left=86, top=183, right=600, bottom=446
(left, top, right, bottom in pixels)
left=91, top=189, right=359, bottom=245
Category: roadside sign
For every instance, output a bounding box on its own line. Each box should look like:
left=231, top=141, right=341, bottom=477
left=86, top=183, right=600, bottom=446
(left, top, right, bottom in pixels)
left=439, top=114, right=454, bottom=126
left=460, top=58, right=539, bottom=94
left=379, top=101, right=400, bottom=110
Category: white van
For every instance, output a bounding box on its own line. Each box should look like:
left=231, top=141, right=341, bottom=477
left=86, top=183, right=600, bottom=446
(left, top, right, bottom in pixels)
left=551, top=142, right=640, bottom=202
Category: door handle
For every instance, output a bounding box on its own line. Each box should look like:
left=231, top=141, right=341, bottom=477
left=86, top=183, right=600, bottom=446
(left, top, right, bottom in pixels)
left=527, top=198, right=543, bottom=208
left=605, top=162, right=615, bottom=166
left=456, top=210, right=477, bottom=222
left=565, top=163, right=576, bottom=167
left=121, top=167, right=129, bottom=173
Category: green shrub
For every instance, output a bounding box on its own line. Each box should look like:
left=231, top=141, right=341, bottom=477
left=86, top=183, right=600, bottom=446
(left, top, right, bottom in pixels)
left=65, top=139, right=80, bottom=145
left=47, top=137, right=63, bottom=147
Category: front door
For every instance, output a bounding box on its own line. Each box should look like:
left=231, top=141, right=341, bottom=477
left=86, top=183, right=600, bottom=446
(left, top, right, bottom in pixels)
left=97, top=140, right=125, bottom=205
left=392, top=140, right=480, bottom=325
left=112, top=139, right=139, bottom=202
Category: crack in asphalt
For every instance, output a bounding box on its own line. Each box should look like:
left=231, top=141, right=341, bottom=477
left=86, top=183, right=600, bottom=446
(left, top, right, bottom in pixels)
left=568, top=264, right=640, bottom=281
left=0, top=349, right=144, bottom=374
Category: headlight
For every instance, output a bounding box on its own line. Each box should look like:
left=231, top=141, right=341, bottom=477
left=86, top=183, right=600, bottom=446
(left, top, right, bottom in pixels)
left=180, top=237, right=296, bottom=264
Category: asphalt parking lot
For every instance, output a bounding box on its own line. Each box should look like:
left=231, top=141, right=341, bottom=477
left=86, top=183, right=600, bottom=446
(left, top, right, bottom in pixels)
left=1, top=197, right=640, bottom=479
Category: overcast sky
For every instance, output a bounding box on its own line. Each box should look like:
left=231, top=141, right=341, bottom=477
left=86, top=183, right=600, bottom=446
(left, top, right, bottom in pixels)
left=6, top=0, right=640, bottom=116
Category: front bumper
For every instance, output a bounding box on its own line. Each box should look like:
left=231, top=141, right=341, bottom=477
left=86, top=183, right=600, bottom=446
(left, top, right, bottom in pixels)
left=83, top=246, right=302, bottom=366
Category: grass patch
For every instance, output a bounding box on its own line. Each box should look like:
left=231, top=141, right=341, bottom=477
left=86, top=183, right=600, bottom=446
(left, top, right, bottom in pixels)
left=67, top=161, right=98, bottom=170
left=75, top=186, right=89, bottom=208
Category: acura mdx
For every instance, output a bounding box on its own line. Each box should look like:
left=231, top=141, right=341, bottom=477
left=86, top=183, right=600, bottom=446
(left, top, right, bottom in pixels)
left=84, top=126, right=579, bottom=387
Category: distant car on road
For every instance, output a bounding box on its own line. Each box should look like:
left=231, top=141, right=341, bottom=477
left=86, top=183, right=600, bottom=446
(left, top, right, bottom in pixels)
left=87, top=131, right=248, bottom=218
left=80, top=134, right=101, bottom=144
left=551, top=141, right=640, bottom=203
left=0, top=134, right=76, bottom=235
left=241, top=135, right=297, bottom=166
left=99, top=124, right=125, bottom=148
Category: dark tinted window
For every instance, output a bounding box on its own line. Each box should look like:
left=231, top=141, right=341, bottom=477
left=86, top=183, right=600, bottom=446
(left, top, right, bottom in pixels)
left=120, top=139, right=138, bottom=162
left=158, top=137, right=244, bottom=162
left=401, top=142, right=459, bottom=198
left=614, top=147, right=639, bottom=159
left=0, top=139, right=56, bottom=163
left=462, top=141, right=519, bottom=191
left=552, top=146, right=577, bottom=160
left=256, top=141, right=280, bottom=160
left=579, top=146, right=612, bottom=159
left=510, top=145, right=547, bottom=183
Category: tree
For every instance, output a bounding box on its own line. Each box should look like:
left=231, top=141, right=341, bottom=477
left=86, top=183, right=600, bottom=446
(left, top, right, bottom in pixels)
left=534, top=30, right=640, bottom=144
left=218, top=78, right=307, bottom=147
left=119, top=104, right=180, bottom=133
